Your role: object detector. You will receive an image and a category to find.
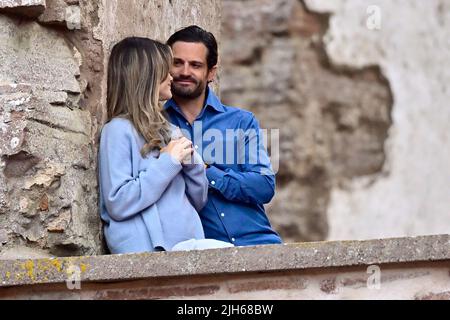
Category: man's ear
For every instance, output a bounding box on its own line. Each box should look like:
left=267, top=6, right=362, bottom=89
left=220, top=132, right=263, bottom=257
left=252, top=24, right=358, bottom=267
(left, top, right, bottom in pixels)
left=207, top=65, right=218, bottom=83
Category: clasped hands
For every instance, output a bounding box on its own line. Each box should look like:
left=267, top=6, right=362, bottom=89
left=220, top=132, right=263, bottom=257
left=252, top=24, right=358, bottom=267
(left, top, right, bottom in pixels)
left=160, top=137, right=193, bottom=164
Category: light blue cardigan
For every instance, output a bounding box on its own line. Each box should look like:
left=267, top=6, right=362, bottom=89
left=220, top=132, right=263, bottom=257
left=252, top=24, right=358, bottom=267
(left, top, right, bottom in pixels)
left=98, top=118, right=208, bottom=253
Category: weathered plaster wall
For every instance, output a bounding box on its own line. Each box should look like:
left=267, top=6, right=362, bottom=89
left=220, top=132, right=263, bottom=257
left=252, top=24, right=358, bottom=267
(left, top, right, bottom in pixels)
left=303, top=0, right=450, bottom=240
left=221, top=0, right=392, bottom=242
left=0, top=0, right=221, bottom=258
left=221, top=0, right=450, bottom=242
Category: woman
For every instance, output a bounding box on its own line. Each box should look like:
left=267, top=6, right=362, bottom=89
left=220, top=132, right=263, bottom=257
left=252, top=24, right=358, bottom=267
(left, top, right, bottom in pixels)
left=99, top=37, right=233, bottom=253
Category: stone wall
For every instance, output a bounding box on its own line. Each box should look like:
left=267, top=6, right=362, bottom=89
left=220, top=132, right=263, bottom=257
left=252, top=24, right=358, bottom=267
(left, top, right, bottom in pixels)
left=0, top=0, right=221, bottom=258
left=2, top=0, right=447, bottom=257
left=303, top=0, right=450, bottom=240
left=94, top=0, right=221, bottom=124
left=221, top=0, right=392, bottom=242
left=0, top=1, right=100, bottom=258
left=221, top=0, right=450, bottom=242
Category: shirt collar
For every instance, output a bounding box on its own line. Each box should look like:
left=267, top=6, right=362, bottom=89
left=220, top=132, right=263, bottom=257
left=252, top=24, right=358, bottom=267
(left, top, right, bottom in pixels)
left=164, top=87, right=225, bottom=113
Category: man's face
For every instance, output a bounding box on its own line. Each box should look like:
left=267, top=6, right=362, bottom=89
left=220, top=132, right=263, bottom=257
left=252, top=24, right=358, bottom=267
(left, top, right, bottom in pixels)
left=170, top=41, right=216, bottom=100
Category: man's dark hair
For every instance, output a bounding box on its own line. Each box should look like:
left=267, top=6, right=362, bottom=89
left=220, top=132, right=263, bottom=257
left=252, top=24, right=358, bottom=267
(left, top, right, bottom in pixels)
left=167, top=25, right=218, bottom=70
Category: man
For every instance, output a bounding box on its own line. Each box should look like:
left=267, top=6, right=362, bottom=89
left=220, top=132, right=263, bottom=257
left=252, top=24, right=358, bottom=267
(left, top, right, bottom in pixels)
left=165, top=25, right=282, bottom=246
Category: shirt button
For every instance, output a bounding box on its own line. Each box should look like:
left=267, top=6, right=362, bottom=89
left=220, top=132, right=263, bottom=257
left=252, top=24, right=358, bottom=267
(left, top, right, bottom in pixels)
left=194, top=145, right=199, bottom=149
left=221, top=213, right=225, bottom=217
left=231, top=238, right=236, bottom=242
left=185, top=121, right=189, bottom=126
left=211, top=180, right=216, bottom=186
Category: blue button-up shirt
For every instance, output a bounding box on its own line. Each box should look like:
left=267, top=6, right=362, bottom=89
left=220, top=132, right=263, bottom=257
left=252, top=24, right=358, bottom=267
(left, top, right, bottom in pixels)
left=164, top=88, right=282, bottom=246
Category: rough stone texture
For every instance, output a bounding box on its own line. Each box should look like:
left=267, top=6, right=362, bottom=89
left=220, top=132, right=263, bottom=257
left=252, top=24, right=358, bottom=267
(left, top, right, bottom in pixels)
left=0, top=0, right=45, bottom=17
left=38, top=0, right=81, bottom=30
left=0, top=235, right=448, bottom=299
left=1, top=0, right=222, bottom=258
left=221, top=0, right=393, bottom=242
left=94, top=0, right=221, bottom=124
left=303, top=0, right=450, bottom=240
left=0, top=14, right=100, bottom=257
left=0, top=245, right=54, bottom=260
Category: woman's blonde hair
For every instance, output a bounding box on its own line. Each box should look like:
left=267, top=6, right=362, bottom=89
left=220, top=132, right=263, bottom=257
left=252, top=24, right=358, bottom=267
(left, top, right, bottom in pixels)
left=106, top=37, right=173, bottom=156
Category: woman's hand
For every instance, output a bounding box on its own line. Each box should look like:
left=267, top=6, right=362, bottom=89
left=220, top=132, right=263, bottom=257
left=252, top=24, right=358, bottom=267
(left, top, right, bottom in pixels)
left=161, top=137, right=193, bottom=163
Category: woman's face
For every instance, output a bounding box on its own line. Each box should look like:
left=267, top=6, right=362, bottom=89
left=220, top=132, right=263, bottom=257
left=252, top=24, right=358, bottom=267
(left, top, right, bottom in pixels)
left=159, top=72, right=173, bottom=101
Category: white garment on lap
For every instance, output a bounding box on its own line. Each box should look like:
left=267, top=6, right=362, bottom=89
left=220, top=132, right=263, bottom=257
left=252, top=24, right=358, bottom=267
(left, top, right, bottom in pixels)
left=171, top=238, right=234, bottom=251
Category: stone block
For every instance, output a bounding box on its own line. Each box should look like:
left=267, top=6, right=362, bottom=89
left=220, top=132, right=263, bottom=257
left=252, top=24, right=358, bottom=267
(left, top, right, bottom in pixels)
left=38, top=0, right=81, bottom=30
left=0, top=0, right=46, bottom=18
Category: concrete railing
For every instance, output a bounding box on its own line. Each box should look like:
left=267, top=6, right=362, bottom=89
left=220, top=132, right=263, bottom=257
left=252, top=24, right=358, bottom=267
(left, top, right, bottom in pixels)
left=1, top=234, right=449, bottom=299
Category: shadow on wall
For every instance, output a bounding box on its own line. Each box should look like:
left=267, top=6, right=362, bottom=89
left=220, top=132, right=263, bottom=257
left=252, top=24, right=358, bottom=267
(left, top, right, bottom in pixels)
left=220, top=0, right=393, bottom=243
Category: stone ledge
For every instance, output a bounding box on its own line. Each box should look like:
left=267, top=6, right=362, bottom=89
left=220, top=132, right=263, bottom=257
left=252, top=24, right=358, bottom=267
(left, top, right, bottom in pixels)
left=0, top=234, right=449, bottom=287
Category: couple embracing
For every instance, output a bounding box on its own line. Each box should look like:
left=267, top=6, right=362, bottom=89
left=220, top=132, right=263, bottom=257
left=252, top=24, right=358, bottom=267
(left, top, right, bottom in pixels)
left=99, top=26, right=282, bottom=253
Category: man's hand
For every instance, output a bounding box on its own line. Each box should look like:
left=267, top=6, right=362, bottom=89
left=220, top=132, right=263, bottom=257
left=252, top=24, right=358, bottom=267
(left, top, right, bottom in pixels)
left=160, top=137, right=193, bottom=163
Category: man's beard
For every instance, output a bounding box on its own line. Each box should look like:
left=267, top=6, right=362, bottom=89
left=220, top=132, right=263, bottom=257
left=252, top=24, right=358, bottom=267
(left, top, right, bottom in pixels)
left=171, top=76, right=206, bottom=99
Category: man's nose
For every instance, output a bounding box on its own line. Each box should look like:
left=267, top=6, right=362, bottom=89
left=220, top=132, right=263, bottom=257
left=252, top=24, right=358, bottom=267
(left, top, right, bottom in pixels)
left=180, top=63, right=190, bottom=76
